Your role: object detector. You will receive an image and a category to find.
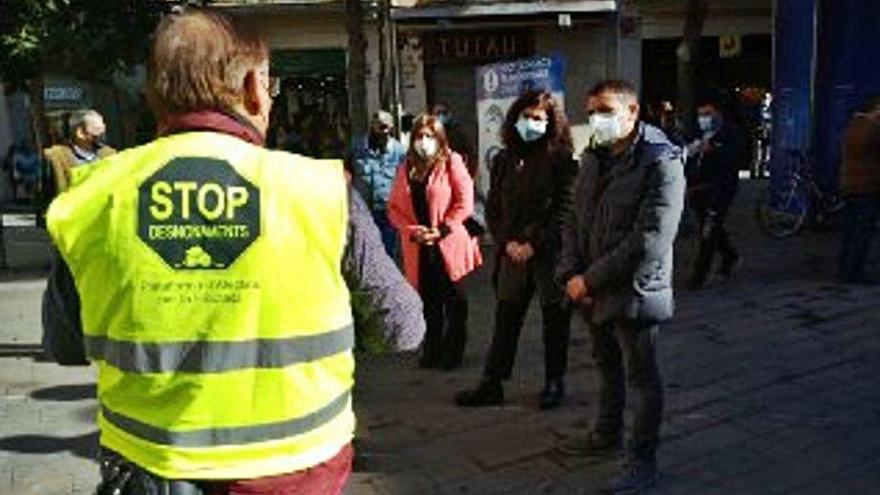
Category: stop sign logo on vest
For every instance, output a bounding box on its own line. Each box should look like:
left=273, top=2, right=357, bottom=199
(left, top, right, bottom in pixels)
left=137, top=157, right=261, bottom=270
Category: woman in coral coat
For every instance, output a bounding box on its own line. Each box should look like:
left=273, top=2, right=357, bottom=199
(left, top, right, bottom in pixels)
left=387, top=114, right=482, bottom=370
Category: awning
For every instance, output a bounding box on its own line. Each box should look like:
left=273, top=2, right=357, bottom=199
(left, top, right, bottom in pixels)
left=391, top=0, right=616, bottom=20
left=270, top=49, right=347, bottom=78
left=212, top=0, right=342, bottom=14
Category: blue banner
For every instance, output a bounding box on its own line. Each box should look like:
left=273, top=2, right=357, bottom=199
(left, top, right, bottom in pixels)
left=770, top=0, right=816, bottom=208
left=814, top=0, right=880, bottom=190
left=476, top=55, right=566, bottom=101
left=474, top=55, right=566, bottom=226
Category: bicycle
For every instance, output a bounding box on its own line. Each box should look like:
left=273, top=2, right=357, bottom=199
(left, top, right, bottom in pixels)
left=754, top=149, right=846, bottom=238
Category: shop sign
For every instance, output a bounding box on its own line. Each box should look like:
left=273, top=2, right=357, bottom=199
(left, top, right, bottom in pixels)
left=44, top=85, right=85, bottom=103
left=423, top=30, right=533, bottom=65
left=719, top=35, right=742, bottom=58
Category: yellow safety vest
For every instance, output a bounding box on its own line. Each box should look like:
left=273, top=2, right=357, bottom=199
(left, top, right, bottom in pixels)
left=47, top=132, right=354, bottom=480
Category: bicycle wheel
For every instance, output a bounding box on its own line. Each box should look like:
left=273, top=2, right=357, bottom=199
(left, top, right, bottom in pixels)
left=811, top=193, right=847, bottom=232
left=755, top=181, right=808, bottom=238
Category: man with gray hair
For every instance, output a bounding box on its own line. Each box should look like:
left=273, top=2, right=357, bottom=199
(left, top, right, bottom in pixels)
left=44, top=108, right=116, bottom=194
left=349, top=110, right=407, bottom=258
left=41, top=8, right=423, bottom=493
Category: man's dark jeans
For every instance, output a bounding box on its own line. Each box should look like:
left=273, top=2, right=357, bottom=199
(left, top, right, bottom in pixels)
left=691, top=209, right=738, bottom=285
left=371, top=209, right=399, bottom=261
left=484, top=256, right=571, bottom=382
left=589, top=319, right=663, bottom=462
left=838, top=195, right=880, bottom=283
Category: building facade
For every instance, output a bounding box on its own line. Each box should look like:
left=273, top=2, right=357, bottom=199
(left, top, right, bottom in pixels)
left=391, top=0, right=618, bottom=155
left=634, top=0, right=773, bottom=110
left=222, top=0, right=387, bottom=158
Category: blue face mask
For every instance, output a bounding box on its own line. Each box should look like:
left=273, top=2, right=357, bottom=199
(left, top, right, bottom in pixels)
left=516, top=117, right=548, bottom=142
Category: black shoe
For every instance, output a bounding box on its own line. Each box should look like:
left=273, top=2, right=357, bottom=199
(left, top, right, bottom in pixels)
left=439, top=355, right=463, bottom=371
left=419, top=355, right=440, bottom=369
left=720, top=255, right=742, bottom=278
left=454, top=379, right=503, bottom=407
left=601, top=459, right=658, bottom=494
left=685, top=274, right=705, bottom=290
left=539, top=379, right=565, bottom=410
left=557, top=430, right=621, bottom=457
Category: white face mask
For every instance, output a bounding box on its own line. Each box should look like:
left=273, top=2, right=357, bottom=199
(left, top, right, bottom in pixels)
left=414, top=137, right=439, bottom=159
left=589, top=112, right=622, bottom=146
left=516, top=116, right=548, bottom=142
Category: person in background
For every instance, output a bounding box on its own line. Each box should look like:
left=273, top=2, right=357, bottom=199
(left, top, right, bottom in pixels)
left=41, top=9, right=424, bottom=494
left=753, top=91, right=773, bottom=178
left=686, top=91, right=749, bottom=289
left=5, top=140, right=42, bottom=199
left=399, top=112, right=415, bottom=150
left=350, top=110, right=407, bottom=259
left=656, top=100, right=687, bottom=149
left=44, top=109, right=115, bottom=195
left=651, top=100, right=692, bottom=236
left=388, top=114, right=482, bottom=370
left=431, top=103, right=476, bottom=177
left=1, top=143, right=12, bottom=185
left=556, top=79, right=685, bottom=495
left=455, top=90, right=576, bottom=410
left=837, top=95, right=880, bottom=283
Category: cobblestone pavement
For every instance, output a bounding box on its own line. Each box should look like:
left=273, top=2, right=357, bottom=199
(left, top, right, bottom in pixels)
left=2, top=181, right=879, bottom=494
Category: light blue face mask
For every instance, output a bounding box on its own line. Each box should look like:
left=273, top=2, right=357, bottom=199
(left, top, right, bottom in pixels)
left=437, top=112, right=452, bottom=126
left=588, top=112, right=623, bottom=147
left=516, top=117, right=548, bottom=142
left=697, top=115, right=719, bottom=133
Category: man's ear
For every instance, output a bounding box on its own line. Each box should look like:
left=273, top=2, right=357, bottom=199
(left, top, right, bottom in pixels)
left=242, top=69, right=261, bottom=117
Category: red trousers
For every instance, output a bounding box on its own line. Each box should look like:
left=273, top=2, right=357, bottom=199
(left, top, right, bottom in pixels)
left=206, top=444, right=353, bottom=495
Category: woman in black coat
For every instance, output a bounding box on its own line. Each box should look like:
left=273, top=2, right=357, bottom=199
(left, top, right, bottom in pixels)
left=456, top=90, right=577, bottom=409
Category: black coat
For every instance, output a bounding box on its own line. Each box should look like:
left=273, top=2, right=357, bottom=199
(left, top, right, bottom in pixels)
left=691, top=124, right=750, bottom=214
left=557, top=123, right=686, bottom=324
left=487, top=145, right=577, bottom=257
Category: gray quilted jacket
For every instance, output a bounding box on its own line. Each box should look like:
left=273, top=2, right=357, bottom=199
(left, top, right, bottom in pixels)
left=557, top=123, right=685, bottom=324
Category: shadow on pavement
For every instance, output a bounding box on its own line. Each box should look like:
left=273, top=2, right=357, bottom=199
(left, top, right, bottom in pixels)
left=0, top=430, right=99, bottom=460
left=0, top=268, right=50, bottom=282
left=0, top=343, right=49, bottom=360
left=30, top=383, right=96, bottom=402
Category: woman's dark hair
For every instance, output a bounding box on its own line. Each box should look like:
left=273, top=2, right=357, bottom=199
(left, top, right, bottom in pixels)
left=501, top=90, right=572, bottom=154
left=857, top=94, right=880, bottom=115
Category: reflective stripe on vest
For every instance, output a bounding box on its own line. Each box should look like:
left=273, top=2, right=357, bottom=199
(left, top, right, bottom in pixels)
left=46, top=132, right=354, bottom=480
left=101, top=389, right=351, bottom=447
left=85, top=323, right=353, bottom=373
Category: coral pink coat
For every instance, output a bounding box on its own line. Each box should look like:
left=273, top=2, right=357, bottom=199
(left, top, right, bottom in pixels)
left=387, top=152, right=482, bottom=290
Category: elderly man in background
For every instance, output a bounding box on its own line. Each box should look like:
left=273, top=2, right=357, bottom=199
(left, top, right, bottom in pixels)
left=44, top=109, right=115, bottom=194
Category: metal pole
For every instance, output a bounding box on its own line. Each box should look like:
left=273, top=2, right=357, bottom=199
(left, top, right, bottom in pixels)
left=388, top=1, right=403, bottom=132
left=0, top=214, right=7, bottom=271
left=378, top=0, right=389, bottom=109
